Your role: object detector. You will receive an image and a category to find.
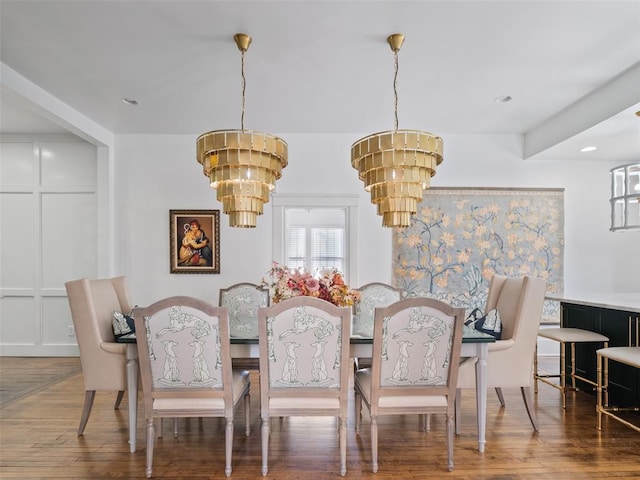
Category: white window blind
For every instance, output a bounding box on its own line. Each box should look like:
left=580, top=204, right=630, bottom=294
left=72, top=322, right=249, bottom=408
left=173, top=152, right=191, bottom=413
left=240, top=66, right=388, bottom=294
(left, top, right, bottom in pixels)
left=285, top=208, right=346, bottom=275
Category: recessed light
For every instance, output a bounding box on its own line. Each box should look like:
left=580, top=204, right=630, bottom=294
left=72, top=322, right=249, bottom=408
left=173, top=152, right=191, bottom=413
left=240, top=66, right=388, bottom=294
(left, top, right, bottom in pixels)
left=580, top=146, right=597, bottom=152
left=122, top=98, right=138, bottom=106
left=494, top=95, right=512, bottom=103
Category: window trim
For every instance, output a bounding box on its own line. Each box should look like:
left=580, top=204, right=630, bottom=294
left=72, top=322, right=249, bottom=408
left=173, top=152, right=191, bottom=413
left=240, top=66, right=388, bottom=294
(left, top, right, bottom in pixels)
left=271, top=193, right=359, bottom=286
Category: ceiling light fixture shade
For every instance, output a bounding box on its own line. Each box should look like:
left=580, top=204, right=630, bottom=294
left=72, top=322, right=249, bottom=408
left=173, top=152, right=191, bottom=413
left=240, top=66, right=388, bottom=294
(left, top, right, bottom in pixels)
left=196, top=33, right=288, bottom=228
left=351, top=34, right=443, bottom=228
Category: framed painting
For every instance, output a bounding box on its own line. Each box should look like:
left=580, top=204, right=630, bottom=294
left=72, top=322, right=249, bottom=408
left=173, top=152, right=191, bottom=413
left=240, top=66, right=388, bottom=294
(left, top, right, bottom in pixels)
left=170, top=209, right=220, bottom=274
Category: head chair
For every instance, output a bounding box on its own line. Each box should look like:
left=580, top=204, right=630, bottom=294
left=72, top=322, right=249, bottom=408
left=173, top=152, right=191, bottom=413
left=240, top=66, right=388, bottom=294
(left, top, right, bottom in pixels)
left=65, top=276, right=130, bottom=435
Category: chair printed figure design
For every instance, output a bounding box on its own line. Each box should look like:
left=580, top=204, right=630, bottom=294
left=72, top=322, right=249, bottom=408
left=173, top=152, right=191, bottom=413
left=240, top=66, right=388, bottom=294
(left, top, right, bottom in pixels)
left=133, top=297, right=251, bottom=478
left=455, top=274, right=547, bottom=432
left=64, top=276, right=130, bottom=435
left=353, top=282, right=403, bottom=337
left=258, top=296, right=351, bottom=476
left=219, top=282, right=269, bottom=338
left=354, top=297, right=465, bottom=473
left=353, top=283, right=403, bottom=372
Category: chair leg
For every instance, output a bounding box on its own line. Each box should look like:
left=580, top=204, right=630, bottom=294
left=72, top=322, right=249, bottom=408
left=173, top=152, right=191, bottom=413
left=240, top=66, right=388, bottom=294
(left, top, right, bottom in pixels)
left=371, top=415, right=379, bottom=473
left=261, top=417, right=269, bottom=476
left=355, top=391, right=362, bottom=434
left=225, top=417, right=233, bottom=477
left=78, top=390, right=95, bottom=435
left=446, top=413, right=454, bottom=472
left=495, top=387, right=505, bottom=407
left=145, top=418, right=155, bottom=479
left=173, top=418, right=178, bottom=438
left=244, top=393, right=251, bottom=436
left=520, top=386, right=539, bottom=431
left=422, top=414, right=431, bottom=432
left=561, top=342, right=567, bottom=409
left=454, top=388, right=462, bottom=435
left=534, top=343, right=539, bottom=394
left=114, top=390, right=125, bottom=409
left=339, top=416, right=347, bottom=476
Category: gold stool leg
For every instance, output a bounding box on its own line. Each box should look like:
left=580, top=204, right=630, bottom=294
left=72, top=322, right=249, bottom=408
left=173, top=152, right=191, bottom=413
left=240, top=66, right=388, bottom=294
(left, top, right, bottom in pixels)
left=603, top=342, right=609, bottom=407
left=570, top=342, right=577, bottom=390
left=597, top=352, right=602, bottom=430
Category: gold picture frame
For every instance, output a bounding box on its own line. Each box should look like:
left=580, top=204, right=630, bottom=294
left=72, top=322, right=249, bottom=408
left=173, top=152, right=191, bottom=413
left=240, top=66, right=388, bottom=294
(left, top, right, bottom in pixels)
left=170, top=209, right=220, bottom=274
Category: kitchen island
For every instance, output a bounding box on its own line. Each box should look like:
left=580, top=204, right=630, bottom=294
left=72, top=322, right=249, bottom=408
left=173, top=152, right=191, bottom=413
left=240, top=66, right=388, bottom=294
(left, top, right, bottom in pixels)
left=546, top=293, right=640, bottom=407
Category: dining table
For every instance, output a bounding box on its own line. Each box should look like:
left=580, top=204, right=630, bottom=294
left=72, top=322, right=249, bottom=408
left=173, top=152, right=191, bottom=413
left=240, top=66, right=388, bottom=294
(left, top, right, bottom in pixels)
left=119, top=325, right=495, bottom=454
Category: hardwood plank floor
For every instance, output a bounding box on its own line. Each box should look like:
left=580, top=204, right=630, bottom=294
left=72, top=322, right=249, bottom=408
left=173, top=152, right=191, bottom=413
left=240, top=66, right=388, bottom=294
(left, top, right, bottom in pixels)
left=0, top=357, right=639, bottom=479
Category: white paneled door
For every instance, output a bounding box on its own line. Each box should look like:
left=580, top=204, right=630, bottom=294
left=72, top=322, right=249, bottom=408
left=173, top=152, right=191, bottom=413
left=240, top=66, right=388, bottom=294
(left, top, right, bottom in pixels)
left=1, top=138, right=97, bottom=355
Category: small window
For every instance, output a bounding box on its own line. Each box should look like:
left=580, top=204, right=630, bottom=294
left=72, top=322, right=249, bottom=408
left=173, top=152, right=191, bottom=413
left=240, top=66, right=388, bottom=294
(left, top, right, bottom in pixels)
left=271, top=194, right=359, bottom=285
left=285, top=209, right=345, bottom=274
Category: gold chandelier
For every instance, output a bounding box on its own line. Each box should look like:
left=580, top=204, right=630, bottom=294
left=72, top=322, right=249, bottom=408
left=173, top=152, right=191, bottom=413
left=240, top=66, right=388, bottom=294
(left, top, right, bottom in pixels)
left=196, top=33, right=288, bottom=228
left=351, top=34, right=443, bottom=228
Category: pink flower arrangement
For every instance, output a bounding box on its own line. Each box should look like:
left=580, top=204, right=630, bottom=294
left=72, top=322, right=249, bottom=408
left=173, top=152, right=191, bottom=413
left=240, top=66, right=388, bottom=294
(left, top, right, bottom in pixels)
left=262, top=261, right=360, bottom=307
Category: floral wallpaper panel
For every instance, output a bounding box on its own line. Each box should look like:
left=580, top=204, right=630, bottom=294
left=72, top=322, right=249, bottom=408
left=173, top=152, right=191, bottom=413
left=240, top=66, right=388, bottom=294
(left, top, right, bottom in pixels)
left=392, top=188, right=564, bottom=322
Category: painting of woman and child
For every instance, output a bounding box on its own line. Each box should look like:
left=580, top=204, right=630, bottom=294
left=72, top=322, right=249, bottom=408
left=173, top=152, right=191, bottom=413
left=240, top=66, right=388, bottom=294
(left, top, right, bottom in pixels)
left=170, top=209, right=220, bottom=273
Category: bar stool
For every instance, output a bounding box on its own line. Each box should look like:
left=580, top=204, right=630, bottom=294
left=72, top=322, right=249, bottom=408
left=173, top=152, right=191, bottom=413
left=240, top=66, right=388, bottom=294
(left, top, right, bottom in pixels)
left=597, top=346, right=640, bottom=432
left=534, top=327, right=609, bottom=408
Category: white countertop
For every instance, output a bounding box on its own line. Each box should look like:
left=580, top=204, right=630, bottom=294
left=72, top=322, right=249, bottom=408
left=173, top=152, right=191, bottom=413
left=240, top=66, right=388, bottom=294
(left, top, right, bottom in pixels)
left=545, top=293, right=640, bottom=313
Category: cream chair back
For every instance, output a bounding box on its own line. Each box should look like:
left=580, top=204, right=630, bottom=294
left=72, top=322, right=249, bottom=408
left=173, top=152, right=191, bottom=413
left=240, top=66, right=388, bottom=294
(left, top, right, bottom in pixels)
left=373, top=298, right=464, bottom=395
left=353, top=282, right=403, bottom=337
left=219, top=282, right=269, bottom=338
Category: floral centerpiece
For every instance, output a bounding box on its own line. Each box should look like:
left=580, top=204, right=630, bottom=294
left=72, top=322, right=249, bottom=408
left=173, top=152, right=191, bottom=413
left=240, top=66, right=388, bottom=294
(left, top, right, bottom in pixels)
left=262, top=261, right=360, bottom=307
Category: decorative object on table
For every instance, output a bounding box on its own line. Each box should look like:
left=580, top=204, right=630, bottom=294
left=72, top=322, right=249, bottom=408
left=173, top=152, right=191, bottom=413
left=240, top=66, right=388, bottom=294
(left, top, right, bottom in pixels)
left=464, top=307, right=501, bottom=340
left=262, top=261, right=360, bottom=307
left=111, top=310, right=136, bottom=341
left=609, top=162, right=640, bottom=231
left=169, top=209, right=220, bottom=274
left=351, top=33, right=443, bottom=228
left=393, top=187, right=564, bottom=321
left=196, top=33, right=288, bottom=228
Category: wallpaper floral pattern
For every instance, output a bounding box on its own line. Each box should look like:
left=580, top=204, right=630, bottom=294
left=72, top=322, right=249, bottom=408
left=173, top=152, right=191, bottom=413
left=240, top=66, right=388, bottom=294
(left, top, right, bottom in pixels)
left=392, top=188, right=564, bottom=321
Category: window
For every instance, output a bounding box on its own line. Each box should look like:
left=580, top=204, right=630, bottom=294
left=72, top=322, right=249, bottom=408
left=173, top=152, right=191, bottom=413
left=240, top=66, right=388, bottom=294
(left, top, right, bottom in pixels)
left=272, top=194, right=359, bottom=285
left=285, top=209, right=345, bottom=273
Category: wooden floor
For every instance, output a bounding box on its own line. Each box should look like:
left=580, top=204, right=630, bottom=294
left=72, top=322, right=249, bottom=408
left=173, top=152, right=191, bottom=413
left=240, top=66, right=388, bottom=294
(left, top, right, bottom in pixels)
left=1, top=357, right=639, bottom=479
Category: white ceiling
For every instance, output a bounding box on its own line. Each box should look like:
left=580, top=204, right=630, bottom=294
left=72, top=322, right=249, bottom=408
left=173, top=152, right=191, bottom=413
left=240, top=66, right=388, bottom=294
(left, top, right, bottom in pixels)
left=1, top=0, right=639, bottom=162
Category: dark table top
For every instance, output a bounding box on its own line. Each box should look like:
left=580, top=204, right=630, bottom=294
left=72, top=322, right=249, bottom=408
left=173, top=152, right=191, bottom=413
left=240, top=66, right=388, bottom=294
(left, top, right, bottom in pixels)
left=116, top=325, right=495, bottom=344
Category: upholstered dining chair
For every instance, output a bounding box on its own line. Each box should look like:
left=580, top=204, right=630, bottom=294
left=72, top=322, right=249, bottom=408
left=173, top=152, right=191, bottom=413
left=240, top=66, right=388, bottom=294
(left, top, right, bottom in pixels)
left=218, top=282, right=270, bottom=338
left=455, top=274, right=547, bottom=432
left=352, top=282, right=403, bottom=370
left=64, top=276, right=130, bottom=435
left=354, top=297, right=465, bottom=473
left=257, top=296, right=352, bottom=476
left=133, top=296, right=250, bottom=478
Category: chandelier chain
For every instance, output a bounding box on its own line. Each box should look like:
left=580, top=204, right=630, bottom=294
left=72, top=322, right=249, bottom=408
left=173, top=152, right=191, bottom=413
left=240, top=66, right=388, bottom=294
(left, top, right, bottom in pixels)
left=241, top=50, right=246, bottom=132
left=393, top=50, right=399, bottom=132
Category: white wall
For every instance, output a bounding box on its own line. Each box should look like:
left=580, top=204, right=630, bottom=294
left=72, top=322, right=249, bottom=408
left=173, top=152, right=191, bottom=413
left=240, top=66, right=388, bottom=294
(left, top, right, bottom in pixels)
left=116, top=132, right=639, bottom=308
